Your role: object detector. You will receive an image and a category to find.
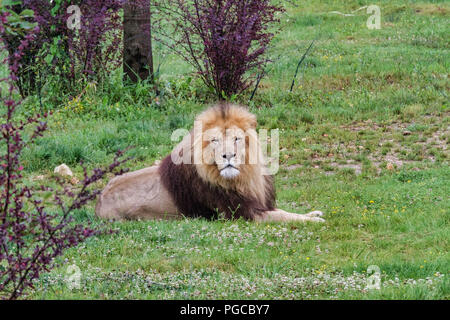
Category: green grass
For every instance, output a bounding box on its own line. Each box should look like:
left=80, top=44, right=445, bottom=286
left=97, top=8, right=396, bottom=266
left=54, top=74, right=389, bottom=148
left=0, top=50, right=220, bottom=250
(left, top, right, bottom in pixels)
left=2, top=0, right=449, bottom=299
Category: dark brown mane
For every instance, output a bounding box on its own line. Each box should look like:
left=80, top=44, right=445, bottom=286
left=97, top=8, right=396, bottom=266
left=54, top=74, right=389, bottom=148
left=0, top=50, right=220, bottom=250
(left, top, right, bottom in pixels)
left=159, top=155, right=275, bottom=220
left=219, top=102, right=228, bottom=120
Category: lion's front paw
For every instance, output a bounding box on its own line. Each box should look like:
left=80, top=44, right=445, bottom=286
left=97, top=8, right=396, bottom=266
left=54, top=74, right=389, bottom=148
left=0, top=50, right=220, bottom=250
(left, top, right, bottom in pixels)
left=303, top=211, right=325, bottom=222
left=309, top=216, right=325, bottom=222
left=305, top=210, right=324, bottom=217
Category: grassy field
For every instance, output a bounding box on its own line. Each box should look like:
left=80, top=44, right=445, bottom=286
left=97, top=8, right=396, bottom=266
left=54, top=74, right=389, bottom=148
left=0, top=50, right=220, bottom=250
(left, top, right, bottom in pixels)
left=4, top=0, right=449, bottom=299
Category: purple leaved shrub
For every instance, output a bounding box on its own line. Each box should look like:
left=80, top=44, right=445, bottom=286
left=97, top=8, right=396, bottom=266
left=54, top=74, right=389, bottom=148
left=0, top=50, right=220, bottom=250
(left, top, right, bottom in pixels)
left=0, top=11, right=129, bottom=299
left=154, top=0, right=284, bottom=98
left=2, top=0, right=124, bottom=96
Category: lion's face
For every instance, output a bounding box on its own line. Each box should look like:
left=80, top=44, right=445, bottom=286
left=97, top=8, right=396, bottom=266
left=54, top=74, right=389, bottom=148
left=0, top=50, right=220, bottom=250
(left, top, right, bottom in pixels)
left=193, top=104, right=265, bottom=194
left=202, top=126, right=246, bottom=179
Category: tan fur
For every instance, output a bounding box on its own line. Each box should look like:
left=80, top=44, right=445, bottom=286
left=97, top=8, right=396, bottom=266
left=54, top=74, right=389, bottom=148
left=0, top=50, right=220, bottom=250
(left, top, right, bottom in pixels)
left=95, top=166, right=179, bottom=220
left=95, top=104, right=324, bottom=223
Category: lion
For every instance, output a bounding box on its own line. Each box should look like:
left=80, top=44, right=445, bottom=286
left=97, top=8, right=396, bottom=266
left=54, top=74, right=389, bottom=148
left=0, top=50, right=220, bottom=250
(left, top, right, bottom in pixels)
left=95, top=103, right=324, bottom=223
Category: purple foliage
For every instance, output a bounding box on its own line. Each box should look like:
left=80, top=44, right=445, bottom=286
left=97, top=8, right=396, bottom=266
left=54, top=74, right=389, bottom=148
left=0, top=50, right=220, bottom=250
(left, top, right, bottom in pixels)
left=155, top=0, right=284, bottom=98
left=2, top=1, right=124, bottom=93
left=0, top=12, right=129, bottom=299
left=65, top=0, right=124, bottom=78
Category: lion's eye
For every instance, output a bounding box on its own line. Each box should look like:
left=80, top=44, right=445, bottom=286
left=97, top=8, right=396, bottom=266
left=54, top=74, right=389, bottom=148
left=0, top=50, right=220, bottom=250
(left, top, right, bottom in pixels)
left=211, top=138, right=219, bottom=143
left=234, top=137, right=241, bottom=142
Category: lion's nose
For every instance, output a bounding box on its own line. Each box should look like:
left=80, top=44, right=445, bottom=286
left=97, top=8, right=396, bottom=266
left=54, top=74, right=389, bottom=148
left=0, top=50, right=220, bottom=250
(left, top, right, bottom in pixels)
left=222, top=153, right=236, bottom=160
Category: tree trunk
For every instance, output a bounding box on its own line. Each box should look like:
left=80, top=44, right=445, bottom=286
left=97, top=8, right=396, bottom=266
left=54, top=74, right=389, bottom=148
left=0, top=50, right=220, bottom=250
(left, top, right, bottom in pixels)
left=123, top=1, right=153, bottom=83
